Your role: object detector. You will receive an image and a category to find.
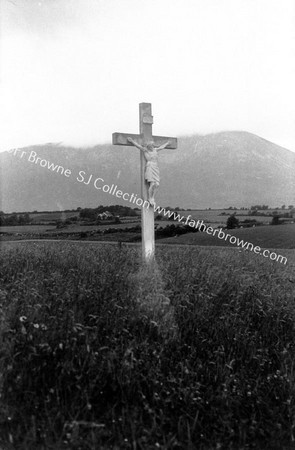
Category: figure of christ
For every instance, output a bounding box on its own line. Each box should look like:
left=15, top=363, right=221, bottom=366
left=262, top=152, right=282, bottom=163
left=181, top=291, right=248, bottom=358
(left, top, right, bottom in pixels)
left=127, top=138, right=170, bottom=206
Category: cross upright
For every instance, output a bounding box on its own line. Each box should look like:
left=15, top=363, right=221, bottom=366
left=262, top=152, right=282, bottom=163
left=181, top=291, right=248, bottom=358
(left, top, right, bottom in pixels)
left=112, top=102, right=177, bottom=261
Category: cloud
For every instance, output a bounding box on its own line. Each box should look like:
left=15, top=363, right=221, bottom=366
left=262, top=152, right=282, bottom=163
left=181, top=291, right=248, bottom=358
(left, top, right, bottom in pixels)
left=1, top=0, right=295, bottom=152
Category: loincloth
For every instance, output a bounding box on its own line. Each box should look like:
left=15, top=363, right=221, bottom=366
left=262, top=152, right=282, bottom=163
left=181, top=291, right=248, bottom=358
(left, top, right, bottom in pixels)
left=145, top=161, right=160, bottom=184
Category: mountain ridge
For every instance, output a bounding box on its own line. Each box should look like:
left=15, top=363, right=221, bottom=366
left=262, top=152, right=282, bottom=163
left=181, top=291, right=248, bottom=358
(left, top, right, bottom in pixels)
left=1, top=131, right=294, bottom=213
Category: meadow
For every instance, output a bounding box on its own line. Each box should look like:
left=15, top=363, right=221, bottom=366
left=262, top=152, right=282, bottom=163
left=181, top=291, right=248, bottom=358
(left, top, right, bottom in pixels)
left=26, top=209, right=283, bottom=227
left=161, top=224, right=295, bottom=250
left=29, top=212, right=80, bottom=222
left=0, top=225, right=57, bottom=234
left=0, top=223, right=139, bottom=235
left=2, top=208, right=292, bottom=250
left=174, top=210, right=276, bottom=227
left=1, top=242, right=295, bottom=449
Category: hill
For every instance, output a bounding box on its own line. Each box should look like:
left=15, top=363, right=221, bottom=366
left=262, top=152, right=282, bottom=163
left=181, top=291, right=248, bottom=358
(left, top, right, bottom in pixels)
left=1, top=131, right=294, bottom=212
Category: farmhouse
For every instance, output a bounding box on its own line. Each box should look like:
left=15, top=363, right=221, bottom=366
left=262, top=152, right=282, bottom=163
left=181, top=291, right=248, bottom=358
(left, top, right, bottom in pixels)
left=97, top=211, right=113, bottom=220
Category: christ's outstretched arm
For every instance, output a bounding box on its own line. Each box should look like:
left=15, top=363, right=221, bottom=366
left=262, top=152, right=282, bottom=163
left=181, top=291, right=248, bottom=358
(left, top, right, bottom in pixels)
left=156, top=141, right=170, bottom=151
left=127, top=137, right=146, bottom=152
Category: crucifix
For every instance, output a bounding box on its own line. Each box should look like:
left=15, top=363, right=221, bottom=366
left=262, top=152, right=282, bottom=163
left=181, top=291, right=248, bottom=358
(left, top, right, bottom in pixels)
left=112, top=102, right=177, bottom=261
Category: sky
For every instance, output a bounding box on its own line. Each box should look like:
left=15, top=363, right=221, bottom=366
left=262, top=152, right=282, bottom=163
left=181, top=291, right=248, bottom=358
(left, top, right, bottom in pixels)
left=1, top=0, right=295, bottom=153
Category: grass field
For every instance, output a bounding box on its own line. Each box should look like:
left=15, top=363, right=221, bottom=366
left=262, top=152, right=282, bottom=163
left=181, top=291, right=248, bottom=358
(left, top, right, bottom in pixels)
left=163, top=209, right=287, bottom=227
left=161, top=223, right=295, bottom=250
left=4, top=208, right=285, bottom=228
left=1, top=241, right=295, bottom=449
left=1, top=221, right=295, bottom=254
left=0, top=225, right=57, bottom=234
left=29, top=211, right=80, bottom=222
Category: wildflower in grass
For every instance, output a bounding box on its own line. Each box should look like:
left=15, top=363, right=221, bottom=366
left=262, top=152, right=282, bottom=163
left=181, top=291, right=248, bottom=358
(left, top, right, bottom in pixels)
left=19, top=316, right=27, bottom=322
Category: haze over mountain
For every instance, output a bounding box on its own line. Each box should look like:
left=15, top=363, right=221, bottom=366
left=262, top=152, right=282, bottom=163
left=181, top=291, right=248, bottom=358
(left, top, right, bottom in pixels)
left=1, top=131, right=294, bottom=213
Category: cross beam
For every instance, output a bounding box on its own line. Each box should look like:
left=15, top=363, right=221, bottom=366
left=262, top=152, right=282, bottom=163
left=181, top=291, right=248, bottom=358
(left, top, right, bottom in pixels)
left=112, top=102, right=177, bottom=261
left=112, top=133, right=177, bottom=149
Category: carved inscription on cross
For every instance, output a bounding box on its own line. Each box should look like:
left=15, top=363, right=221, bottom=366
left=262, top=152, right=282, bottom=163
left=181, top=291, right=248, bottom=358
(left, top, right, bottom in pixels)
left=112, top=102, right=177, bottom=261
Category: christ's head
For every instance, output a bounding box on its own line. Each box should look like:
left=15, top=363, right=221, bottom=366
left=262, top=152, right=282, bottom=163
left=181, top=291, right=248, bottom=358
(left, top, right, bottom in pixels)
left=146, top=141, right=154, bottom=151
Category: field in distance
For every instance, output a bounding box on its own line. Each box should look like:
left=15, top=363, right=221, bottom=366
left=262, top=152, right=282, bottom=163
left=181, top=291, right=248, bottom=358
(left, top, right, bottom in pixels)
left=5, top=208, right=289, bottom=226
left=171, top=208, right=293, bottom=226
left=161, top=223, right=295, bottom=250
left=1, top=208, right=294, bottom=249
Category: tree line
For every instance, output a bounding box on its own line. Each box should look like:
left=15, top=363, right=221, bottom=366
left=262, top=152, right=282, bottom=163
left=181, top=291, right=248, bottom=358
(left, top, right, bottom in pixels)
left=0, top=212, right=30, bottom=226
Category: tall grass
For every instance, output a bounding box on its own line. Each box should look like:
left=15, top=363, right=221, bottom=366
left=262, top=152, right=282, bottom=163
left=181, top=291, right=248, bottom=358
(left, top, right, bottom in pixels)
left=0, top=242, right=295, bottom=449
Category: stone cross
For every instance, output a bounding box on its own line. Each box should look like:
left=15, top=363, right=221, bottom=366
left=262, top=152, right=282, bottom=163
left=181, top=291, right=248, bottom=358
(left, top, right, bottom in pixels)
left=112, top=102, right=177, bottom=261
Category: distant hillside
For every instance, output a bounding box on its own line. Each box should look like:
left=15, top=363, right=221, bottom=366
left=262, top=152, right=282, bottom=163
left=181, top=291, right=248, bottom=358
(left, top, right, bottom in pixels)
left=1, top=131, right=294, bottom=212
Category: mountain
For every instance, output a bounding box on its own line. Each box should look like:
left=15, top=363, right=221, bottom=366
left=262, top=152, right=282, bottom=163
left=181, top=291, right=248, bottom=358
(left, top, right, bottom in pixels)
left=1, top=131, right=294, bottom=213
